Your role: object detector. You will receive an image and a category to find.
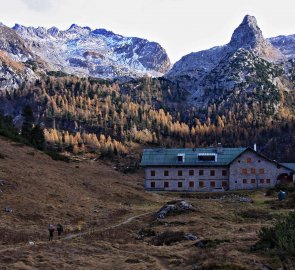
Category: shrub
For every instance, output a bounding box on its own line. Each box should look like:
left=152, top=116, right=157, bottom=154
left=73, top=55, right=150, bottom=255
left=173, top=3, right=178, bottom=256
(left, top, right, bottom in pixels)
left=152, top=231, right=185, bottom=246
left=255, top=211, right=295, bottom=254
left=265, top=188, right=275, bottom=196
left=45, top=150, right=70, bottom=162
left=238, top=209, right=272, bottom=220
left=274, top=183, right=295, bottom=192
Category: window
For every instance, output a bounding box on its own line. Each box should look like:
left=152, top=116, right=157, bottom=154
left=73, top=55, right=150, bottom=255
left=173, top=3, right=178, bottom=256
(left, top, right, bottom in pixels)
left=178, top=170, right=182, bottom=176
left=199, top=170, right=204, bottom=176
left=242, top=169, right=247, bottom=175
left=177, top=154, right=185, bottom=162
left=199, top=181, right=204, bottom=187
left=266, top=179, right=271, bottom=184
left=151, top=182, right=155, bottom=188
left=177, top=156, right=183, bottom=162
left=243, top=179, right=247, bottom=184
left=251, top=168, right=256, bottom=174
left=260, top=179, right=264, bottom=184
left=198, top=155, right=216, bottom=161
left=178, top=182, right=183, bottom=188
left=238, top=160, right=241, bottom=163
left=246, top=158, right=252, bottom=163
left=164, top=170, right=169, bottom=176
left=210, top=181, right=215, bottom=187
left=222, top=181, right=227, bottom=187
left=164, top=181, right=169, bottom=188
left=251, top=179, right=256, bottom=184
left=151, top=170, right=155, bottom=176
left=189, top=170, right=194, bottom=176
left=222, top=170, right=227, bottom=176
left=210, top=170, right=215, bottom=176
left=189, top=181, right=194, bottom=188
left=259, top=168, right=265, bottom=174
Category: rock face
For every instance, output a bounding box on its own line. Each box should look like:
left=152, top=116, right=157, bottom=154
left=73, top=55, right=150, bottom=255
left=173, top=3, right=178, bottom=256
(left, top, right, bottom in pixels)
left=165, top=15, right=288, bottom=105
left=228, top=15, right=282, bottom=61
left=0, top=50, right=37, bottom=92
left=0, top=24, right=34, bottom=62
left=0, top=24, right=38, bottom=93
left=269, top=34, right=295, bottom=59
left=13, top=24, right=171, bottom=79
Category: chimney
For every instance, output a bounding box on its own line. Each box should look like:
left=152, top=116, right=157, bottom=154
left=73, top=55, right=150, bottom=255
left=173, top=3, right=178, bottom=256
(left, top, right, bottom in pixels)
left=217, top=143, right=223, bottom=153
left=254, top=144, right=257, bottom=151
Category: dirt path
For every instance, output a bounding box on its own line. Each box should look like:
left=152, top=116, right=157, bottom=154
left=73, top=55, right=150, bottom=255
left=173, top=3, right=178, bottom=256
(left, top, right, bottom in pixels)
left=65, top=210, right=154, bottom=240
left=0, top=210, right=154, bottom=253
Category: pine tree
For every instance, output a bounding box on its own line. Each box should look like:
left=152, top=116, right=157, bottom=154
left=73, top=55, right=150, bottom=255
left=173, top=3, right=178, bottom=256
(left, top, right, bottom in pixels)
left=21, top=105, right=34, bottom=142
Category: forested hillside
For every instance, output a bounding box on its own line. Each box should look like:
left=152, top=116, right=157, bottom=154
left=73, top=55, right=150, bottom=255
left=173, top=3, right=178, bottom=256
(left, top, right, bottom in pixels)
left=1, top=71, right=295, bottom=162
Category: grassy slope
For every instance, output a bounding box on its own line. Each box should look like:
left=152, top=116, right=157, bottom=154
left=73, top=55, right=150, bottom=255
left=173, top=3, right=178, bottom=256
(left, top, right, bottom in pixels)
left=0, top=136, right=291, bottom=269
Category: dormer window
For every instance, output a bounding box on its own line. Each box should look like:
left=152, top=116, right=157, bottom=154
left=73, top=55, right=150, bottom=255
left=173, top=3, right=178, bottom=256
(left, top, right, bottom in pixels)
left=177, top=153, right=185, bottom=163
left=198, top=153, right=217, bottom=162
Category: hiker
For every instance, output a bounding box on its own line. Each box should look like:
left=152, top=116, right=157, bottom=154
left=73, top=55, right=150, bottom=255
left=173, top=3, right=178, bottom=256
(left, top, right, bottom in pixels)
left=57, top=223, right=63, bottom=239
left=48, top=224, right=55, bottom=241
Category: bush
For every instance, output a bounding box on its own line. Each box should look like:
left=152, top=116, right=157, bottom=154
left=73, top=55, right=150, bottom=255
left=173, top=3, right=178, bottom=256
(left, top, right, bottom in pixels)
left=45, top=150, right=70, bottom=162
left=152, top=231, right=185, bottom=246
left=274, top=183, right=295, bottom=192
left=255, top=211, right=295, bottom=254
left=0, top=111, right=21, bottom=141
left=238, top=209, right=272, bottom=220
left=265, top=188, right=275, bottom=196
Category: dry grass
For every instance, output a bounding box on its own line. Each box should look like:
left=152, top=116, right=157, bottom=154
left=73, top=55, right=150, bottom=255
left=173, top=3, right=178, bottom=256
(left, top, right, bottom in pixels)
left=0, top=50, right=25, bottom=72
left=0, top=135, right=293, bottom=269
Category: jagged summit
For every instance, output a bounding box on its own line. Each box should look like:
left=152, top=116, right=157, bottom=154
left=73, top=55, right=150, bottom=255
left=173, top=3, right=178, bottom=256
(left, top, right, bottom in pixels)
left=0, top=23, right=33, bottom=61
left=165, top=14, right=289, bottom=105
left=167, top=15, right=283, bottom=79
left=228, top=15, right=282, bottom=61
left=229, top=15, right=264, bottom=49
left=48, top=26, right=59, bottom=36
left=69, top=23, right=78, bottom=29
left=10, top=22, right=171, bottom=79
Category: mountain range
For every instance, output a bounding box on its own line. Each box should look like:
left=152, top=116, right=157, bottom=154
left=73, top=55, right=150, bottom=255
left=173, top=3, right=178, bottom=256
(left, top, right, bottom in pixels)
left=0, top=15, right=295, bottom=161
left=0, top=22, right=171, bottom=92
left=1, top=15, right=295, bottom=103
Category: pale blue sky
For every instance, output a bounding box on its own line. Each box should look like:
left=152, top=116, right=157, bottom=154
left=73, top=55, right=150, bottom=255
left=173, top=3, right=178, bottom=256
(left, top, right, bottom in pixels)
left=1, top=0, right=295, bottom=62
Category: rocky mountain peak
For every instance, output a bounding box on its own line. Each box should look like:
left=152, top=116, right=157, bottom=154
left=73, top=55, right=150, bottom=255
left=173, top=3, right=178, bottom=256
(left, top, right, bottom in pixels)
left=9, top=22, right=171, bottom=78
left=229, top=15, right=264, bottom=50
left=165, top=14, right=287, bottom=103
left=66, top=24, right=91, bottom=36
left=0, top=24, right=33, bottom=61
left=48, top=26, right=59, bottom=36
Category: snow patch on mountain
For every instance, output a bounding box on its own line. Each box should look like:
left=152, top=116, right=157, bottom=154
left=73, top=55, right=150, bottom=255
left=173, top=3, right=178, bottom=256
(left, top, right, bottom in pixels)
left=13, top=24, right=171, bottom=79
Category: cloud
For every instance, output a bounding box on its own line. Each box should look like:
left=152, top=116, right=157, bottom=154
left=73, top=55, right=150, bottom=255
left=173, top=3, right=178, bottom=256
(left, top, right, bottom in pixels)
left=21, top=0, right=54, bottom=11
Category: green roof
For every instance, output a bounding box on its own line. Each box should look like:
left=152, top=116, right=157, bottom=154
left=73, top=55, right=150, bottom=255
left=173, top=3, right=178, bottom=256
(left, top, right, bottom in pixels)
left=281, top=163, right=295, bottom=171
left=140, top=147, right=247, bottom=167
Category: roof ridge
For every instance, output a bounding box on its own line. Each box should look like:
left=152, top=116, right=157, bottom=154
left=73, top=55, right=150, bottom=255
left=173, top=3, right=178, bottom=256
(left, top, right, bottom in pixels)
left=141, top=147, right=247, bottom=167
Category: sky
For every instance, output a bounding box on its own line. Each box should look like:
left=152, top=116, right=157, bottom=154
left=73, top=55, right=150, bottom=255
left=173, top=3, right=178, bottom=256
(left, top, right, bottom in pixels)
left=1, top=0, right=295, bottom=63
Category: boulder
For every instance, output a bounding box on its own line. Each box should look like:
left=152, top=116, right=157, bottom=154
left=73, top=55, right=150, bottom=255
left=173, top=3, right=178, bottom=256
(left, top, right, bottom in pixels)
left=155, top=200, right=195, bottom=219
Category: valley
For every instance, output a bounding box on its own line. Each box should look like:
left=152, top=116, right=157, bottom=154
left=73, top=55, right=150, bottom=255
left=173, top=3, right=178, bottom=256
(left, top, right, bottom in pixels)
left=0, top=11, right=295, bottom=269
left=0, top=136, right=294, bottom=269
